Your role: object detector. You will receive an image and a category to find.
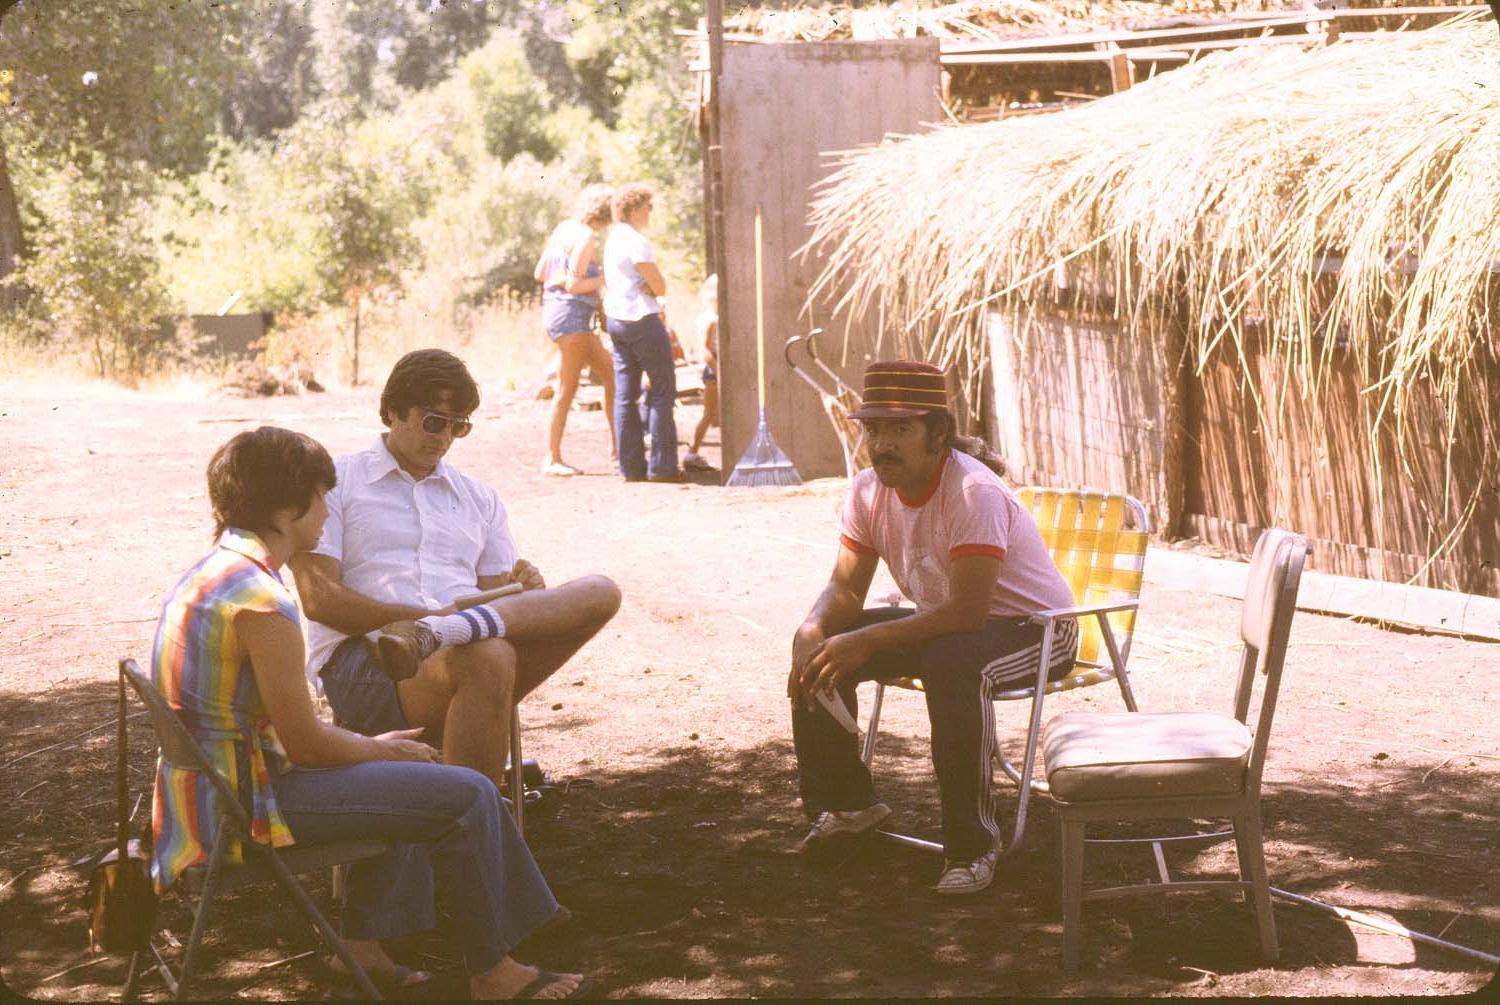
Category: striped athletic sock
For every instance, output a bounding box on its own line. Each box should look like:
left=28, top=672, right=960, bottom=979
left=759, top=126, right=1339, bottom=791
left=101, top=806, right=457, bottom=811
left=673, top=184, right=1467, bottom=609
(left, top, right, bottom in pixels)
left=416, top=605, right=506, bottom=647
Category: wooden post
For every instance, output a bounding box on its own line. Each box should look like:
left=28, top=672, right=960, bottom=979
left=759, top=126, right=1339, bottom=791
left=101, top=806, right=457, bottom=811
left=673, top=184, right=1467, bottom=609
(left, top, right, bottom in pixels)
left=706, top=0, right=730, bottom=481
left=1106, top=43, right=1134, bottom=93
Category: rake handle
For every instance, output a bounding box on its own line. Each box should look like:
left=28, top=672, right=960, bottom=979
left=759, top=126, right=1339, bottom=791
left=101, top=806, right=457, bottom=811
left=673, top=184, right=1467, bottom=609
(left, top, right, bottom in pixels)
left=754, top=205, right=766, bottom=411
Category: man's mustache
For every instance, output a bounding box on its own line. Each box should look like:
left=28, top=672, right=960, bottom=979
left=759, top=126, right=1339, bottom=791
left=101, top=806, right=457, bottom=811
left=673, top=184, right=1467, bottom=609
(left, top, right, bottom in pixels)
left=872, top=453, right=901, bottom=465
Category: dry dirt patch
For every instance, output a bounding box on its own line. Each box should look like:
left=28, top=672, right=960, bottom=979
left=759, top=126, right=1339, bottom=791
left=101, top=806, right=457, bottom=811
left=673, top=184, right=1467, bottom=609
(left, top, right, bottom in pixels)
left=0, top=377, right=1496, bottom=998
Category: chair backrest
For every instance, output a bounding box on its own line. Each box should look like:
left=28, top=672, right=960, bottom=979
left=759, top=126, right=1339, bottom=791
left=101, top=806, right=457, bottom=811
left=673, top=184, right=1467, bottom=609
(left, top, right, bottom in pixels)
left=120, top=658, right=252, bottom=830
left=1231, top=529, right=1309, bottom=794
left=1017, top=487, right=1151, bottom=669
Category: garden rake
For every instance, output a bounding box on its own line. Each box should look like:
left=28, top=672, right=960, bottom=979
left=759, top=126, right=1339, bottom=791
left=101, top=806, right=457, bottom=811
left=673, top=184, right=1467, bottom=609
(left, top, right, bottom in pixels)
left=727, top=205, right=801, bottom=487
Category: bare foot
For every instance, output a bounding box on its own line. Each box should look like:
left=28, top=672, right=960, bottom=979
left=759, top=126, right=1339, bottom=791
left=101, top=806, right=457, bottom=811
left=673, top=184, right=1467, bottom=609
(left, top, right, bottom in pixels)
left=470, top=955, right=585, bottom=1000
left=327, top=938, right=430, bottom=987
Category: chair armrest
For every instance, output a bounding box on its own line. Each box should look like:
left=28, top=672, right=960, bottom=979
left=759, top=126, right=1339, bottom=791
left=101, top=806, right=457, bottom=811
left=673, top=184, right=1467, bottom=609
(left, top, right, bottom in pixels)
left=1027, top=599, right=1140, bottom=626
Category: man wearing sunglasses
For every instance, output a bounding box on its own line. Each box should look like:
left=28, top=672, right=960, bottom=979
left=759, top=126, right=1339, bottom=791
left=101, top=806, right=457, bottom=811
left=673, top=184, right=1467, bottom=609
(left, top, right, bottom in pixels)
left=289, top=348, right=622, bottom=805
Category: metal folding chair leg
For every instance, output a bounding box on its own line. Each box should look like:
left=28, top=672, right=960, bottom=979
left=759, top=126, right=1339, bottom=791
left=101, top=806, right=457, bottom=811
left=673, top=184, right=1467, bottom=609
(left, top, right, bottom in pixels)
left=260, top=849, right=382, bottom=1000
left=509, top=703, right=524, bottom=836
left=177, top=818, right=232, bottom=1000
left=1060, top=817, right=1086, bottom=973
left=1233, top=810, right=1279, bottom=960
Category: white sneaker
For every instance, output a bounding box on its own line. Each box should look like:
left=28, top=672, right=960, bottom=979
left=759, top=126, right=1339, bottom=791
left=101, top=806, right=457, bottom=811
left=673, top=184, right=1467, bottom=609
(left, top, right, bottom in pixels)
left=798, top=802, right=892, bottom=853
left=933, top=845, right=999, bottom=895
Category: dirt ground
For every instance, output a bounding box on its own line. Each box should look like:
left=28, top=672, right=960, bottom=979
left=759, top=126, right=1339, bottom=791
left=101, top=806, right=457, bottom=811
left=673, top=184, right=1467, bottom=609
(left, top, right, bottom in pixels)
left=1, top=374, right=1496, bottom=999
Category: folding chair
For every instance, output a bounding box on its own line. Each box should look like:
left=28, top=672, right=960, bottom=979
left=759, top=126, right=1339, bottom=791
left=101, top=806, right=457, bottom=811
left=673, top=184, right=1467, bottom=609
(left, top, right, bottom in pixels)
left=862, top=488, right=1151, bottom=857
left=117, top=659, right=390, bottom=1001
left=1042, top=528, right=1309, bottom=971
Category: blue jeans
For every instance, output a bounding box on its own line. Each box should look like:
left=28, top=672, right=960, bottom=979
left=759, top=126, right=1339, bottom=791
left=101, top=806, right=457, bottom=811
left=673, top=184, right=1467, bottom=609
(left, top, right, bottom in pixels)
left=271, top=761, right=559, bottom=975
left=792, top=608, right=1080, bottom=860
left=607, top=312, right=678, bottom=480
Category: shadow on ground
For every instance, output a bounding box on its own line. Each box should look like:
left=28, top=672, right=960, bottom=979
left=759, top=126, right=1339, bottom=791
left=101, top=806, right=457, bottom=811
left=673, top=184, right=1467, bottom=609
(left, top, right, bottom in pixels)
left=1, top=680, right=1496, bottom=999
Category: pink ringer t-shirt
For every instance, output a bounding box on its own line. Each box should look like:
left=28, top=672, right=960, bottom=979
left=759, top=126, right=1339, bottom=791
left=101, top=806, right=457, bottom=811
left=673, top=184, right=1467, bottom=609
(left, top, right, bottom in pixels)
left=839, top=450, right=1073, bottom=618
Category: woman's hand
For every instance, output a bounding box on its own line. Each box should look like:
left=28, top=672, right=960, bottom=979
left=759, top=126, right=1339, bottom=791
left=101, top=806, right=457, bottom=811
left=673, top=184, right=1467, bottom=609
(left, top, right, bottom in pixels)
left=373, top=727, right=440, bottom=763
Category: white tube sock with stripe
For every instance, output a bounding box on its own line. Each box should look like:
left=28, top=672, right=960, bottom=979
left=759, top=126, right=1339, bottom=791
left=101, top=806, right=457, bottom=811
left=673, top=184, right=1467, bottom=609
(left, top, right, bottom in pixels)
left=416, top=605, right=506, bottom=647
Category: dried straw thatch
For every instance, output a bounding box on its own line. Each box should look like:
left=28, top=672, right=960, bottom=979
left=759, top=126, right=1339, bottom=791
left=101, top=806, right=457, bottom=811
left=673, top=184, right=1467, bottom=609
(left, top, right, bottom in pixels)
left=806, top=16, right=1497, bottom=563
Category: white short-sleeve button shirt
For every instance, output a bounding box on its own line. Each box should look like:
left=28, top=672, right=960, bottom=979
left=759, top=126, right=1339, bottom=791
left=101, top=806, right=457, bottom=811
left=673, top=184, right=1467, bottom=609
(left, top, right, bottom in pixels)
left=303, top=436, right=518, bottom=691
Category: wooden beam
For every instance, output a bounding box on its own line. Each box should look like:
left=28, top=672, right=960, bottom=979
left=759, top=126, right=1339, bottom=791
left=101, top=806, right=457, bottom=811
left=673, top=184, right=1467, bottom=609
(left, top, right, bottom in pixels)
left=1145, top=545, right=1500, bottom=641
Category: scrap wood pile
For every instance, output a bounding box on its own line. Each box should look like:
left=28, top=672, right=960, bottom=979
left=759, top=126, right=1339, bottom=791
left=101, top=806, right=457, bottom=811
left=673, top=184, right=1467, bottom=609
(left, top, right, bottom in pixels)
left=805, top=15, right=1498, bottom=556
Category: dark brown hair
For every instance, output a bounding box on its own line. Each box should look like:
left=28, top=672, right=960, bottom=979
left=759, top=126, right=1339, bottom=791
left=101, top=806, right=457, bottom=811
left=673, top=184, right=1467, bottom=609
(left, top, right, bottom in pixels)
left=379, top=349, right=480, bottom=427
left=921, top=411, right=1007, bottom=476
left=207, top=426, right=336, bottom=537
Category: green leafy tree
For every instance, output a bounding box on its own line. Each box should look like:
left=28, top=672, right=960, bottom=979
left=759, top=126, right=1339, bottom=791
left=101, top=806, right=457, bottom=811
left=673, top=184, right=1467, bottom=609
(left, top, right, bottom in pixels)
left=284, top=114, right=417, bottom=385
left=468, top=34, right=558, bottom=162
left=6, top=158, right=177, bottom=378
left=0, top=0, right=247, bottom=319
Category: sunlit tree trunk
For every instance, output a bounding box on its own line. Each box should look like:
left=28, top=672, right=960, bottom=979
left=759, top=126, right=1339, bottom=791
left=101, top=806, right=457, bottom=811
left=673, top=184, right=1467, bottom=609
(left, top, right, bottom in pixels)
left=348, top=288, right=362, bottom=386
left=0, top=139, right=25, bottom=316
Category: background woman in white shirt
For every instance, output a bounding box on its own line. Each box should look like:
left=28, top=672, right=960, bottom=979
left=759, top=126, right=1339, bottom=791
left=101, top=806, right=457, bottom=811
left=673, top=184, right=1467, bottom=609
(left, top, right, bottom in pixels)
left=601, top=183, right=681, bottom=482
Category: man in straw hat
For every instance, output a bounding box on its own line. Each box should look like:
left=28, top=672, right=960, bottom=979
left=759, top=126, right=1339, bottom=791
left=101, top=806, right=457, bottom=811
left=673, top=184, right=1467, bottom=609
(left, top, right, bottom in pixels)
left=788, top=360, right=1078, bottom=894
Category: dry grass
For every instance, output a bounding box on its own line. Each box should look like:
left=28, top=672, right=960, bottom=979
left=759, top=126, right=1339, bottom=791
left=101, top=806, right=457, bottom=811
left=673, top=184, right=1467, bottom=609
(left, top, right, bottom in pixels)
left=805, top=16, right=1498, bottom=566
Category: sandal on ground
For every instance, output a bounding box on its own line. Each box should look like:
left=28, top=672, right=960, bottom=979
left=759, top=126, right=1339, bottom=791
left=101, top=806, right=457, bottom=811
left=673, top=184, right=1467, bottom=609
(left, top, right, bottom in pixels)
left=515, top=969, right=590, bottom=1000
left=323, top=953, right=433, bottom=991
left=541, top=460, right=583, bottom=477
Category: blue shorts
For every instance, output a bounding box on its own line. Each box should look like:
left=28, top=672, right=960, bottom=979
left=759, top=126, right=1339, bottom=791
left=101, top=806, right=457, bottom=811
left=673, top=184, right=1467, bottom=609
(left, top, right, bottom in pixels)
left=543, top=296, right=597, bottom=341
left=702, top=363, right=717, bottom=383
left=319, top=636, right=409, bottom=736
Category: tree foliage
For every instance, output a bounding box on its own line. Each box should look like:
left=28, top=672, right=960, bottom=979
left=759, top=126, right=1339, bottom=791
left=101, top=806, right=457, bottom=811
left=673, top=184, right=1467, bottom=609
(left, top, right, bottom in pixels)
left=6, top=0, right=715, bottom=378
left=6, top=158, right=177, bottom=378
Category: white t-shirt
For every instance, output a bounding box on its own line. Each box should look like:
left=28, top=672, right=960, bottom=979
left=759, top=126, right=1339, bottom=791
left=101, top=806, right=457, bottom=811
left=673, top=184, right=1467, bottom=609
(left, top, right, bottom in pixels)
left=839, top=450, right=1074, bottom=618
left=601, top=223, right=662, bottom=321
left=303, top=436, right=519, bottom=691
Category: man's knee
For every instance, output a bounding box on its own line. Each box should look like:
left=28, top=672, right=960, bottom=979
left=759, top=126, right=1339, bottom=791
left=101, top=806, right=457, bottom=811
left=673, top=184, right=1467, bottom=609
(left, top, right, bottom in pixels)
left=448, top=639, right=517, bottom=704
left=567, top=574, right=622, bottom=625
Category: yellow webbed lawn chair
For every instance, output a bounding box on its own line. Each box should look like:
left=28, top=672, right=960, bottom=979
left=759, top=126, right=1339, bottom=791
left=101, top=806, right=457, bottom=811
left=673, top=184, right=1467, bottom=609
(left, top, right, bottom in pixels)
left=862, top=487, right=1151, bottom=858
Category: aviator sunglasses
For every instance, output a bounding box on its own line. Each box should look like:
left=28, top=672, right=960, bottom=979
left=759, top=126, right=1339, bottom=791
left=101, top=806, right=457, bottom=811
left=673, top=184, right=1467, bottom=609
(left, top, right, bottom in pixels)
left=418, top=409, right=473, bottom=438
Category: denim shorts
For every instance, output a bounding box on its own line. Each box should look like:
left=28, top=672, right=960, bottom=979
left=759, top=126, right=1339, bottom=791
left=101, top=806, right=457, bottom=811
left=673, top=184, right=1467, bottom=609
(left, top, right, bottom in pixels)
left=543, top=296, right=597, bottom=341
left=319, top=636, right=409, bottom=736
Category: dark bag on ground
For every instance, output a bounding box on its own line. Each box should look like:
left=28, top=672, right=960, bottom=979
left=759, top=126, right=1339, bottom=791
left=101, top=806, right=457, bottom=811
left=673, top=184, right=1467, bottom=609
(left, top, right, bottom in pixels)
left=86, top=666, right=158, bottom=953
left=87, top=839, right=157, bottom=953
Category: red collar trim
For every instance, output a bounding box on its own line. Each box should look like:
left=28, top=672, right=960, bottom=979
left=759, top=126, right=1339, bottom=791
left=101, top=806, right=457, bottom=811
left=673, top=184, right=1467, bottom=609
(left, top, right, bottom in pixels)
left=895, top=453, right=948, bottom=508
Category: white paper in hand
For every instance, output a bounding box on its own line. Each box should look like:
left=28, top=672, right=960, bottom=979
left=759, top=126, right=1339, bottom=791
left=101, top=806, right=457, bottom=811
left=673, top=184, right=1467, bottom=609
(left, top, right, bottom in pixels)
left=816, top=688, right=859, bottom=735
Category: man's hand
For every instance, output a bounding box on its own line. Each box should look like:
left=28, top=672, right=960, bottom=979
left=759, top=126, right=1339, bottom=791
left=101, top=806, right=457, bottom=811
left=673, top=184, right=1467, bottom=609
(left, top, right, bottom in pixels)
left=800, top=630, right=875, bottom=703
left=510, top=558, right=546, bottom=591
left=373, top=727, right=440, bottom=763
left=788, top=622, right=826, bottom=705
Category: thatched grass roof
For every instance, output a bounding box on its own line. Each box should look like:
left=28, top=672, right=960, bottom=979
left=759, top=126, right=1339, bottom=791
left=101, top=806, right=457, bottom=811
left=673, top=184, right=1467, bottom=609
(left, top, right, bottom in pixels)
left=725, top=0, right=1471, bottom=42
left=806, top=15, right=1497, bottom=546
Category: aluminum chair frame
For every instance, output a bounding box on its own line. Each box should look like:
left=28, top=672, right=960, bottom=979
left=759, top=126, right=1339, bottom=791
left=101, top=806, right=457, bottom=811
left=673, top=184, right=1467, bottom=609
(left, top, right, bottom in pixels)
left=1046, top=529, right=1309, bottom=971
left=118, top=659, right=388, bottom=1001
left=862, top=488, right=1151, bottom=858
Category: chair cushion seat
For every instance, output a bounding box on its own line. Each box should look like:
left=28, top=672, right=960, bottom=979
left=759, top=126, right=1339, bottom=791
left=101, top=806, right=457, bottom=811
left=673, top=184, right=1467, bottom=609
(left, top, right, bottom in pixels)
left=1042, top=711, right=1252, bottom=802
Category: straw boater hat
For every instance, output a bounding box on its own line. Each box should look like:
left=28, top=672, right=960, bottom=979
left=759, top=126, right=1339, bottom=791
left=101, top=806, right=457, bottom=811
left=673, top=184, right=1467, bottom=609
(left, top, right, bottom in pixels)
left=848, top=360, right=950, bottom=419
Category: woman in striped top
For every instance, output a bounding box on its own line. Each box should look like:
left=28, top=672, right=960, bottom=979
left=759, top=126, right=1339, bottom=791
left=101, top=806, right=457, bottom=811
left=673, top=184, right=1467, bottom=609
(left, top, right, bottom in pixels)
left=150, top=426, right=586, bottom=1000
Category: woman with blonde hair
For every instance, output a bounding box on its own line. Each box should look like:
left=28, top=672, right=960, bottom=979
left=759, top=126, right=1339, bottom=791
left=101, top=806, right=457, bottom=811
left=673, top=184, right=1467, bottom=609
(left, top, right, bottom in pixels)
left=602, top=182, right=680, bottom=482
left=534, top=184, right=617, bottom=476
